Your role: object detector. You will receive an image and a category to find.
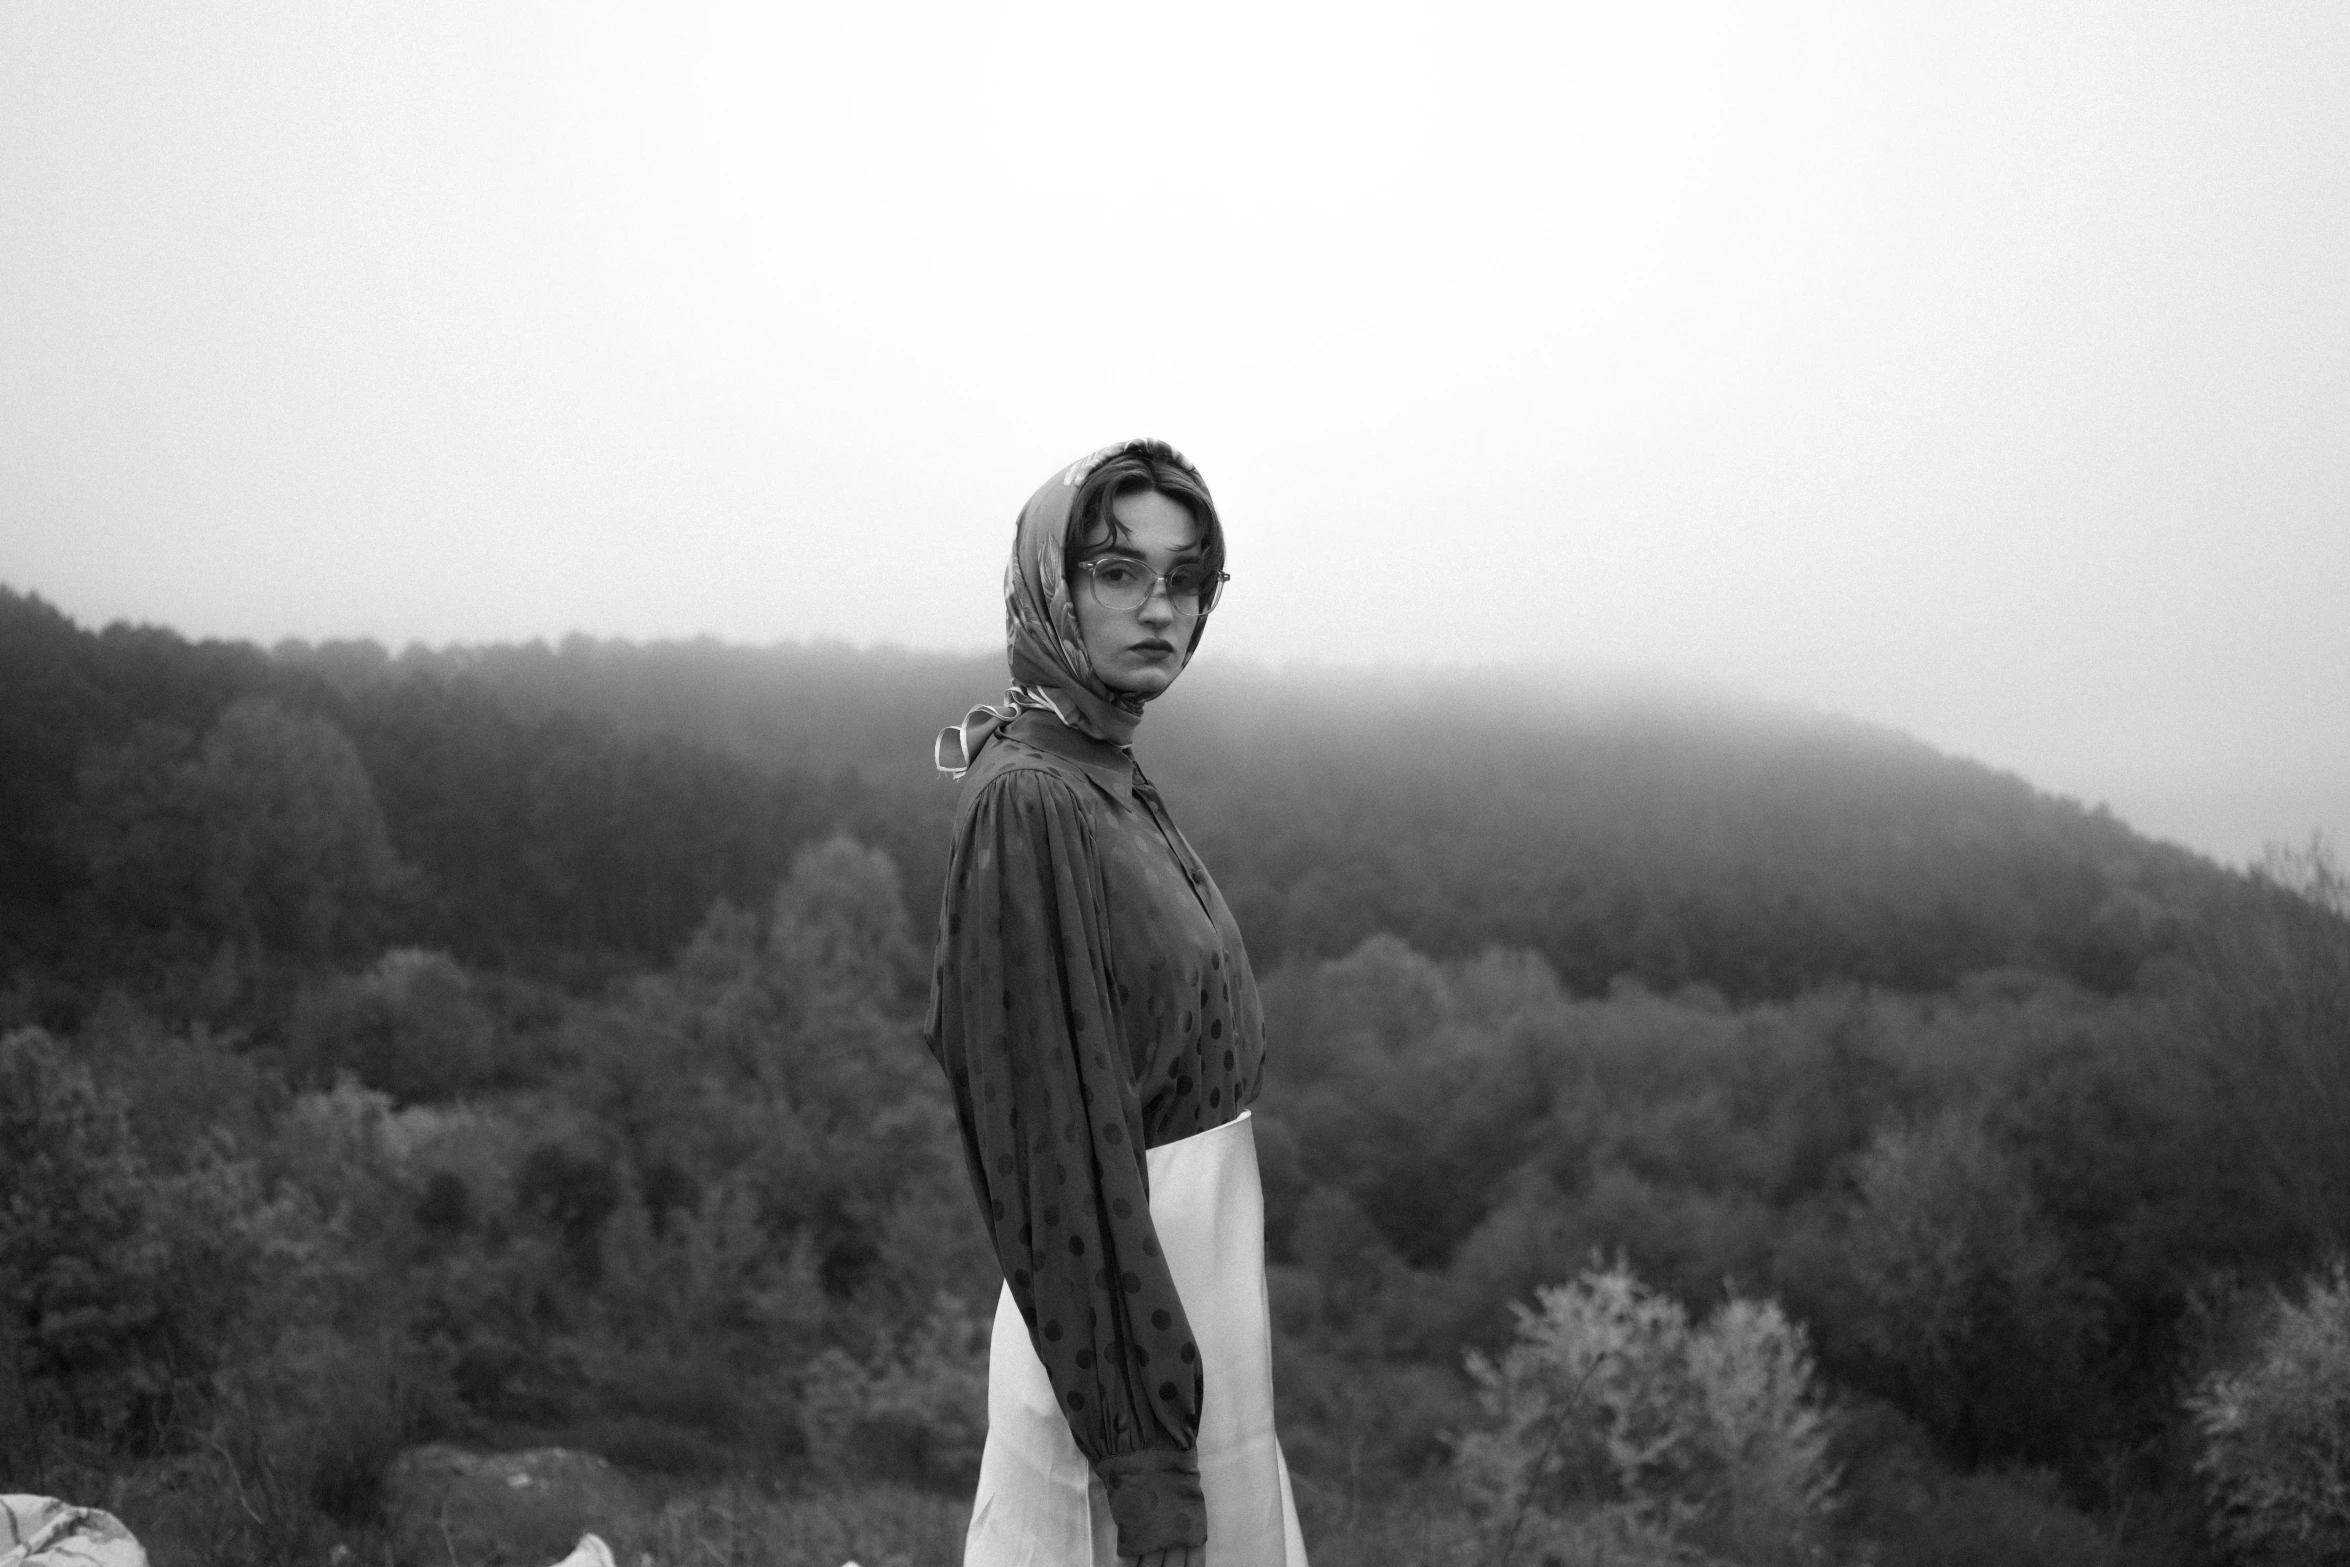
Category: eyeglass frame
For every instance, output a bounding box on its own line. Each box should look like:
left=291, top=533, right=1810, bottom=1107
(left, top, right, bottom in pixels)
left=1071, top=556, right=1230, bottom=616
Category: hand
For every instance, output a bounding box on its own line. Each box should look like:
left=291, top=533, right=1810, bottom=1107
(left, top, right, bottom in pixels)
left=1123, top=1550, right=1205, bottom=1567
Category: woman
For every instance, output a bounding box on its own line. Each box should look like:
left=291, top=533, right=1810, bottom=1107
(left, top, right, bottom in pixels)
left=926, top=439, right=1308, bottom=1567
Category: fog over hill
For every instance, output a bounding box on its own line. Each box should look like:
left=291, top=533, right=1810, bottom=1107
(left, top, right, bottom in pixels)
left=1, top=584, right=2232, bottom=1008
left=227, top=606, right=2230, bottom=994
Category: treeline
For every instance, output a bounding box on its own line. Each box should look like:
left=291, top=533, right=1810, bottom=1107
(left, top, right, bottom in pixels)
left=3, top=586, right=2225, bottom=1034
left=2, top=591, right=922, bottom=1014
left=279, top=619, right=2230, bottom=994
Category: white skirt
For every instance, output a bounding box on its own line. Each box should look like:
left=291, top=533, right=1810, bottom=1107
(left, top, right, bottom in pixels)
left=963, top=1109, right=1309, bottom=1566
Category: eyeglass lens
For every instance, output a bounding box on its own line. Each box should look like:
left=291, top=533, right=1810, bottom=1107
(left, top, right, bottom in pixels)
left=1086, top=562, right=1223, bottom=614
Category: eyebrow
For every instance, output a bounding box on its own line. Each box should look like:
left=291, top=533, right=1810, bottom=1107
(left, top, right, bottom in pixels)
left=1084, top=541, right=1206, bottom=563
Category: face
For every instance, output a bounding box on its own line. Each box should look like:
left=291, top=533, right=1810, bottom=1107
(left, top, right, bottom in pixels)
left=1073, top=488, right=1206, bottom=699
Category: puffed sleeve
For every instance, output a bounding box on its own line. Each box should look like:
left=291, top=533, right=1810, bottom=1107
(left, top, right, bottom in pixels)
left=927, top=766, right=1207, bottom=1557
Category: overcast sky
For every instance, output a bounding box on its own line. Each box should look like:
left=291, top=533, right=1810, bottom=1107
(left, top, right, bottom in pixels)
left=3, top=0, right=2344, bottom=867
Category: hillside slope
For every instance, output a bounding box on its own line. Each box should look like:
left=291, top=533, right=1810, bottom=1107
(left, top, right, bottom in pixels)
left=1, top=586, right=2225, bottom=1006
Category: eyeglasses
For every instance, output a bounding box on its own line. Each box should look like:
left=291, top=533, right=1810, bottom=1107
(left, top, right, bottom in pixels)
left=1074, top=557, right=1229, bottom=616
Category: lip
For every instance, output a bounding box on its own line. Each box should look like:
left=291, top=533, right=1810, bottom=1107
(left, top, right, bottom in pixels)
left=1129, top=640, right=1176, bottom=658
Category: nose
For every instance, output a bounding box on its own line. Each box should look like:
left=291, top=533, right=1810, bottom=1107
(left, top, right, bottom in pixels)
left=1136, top=578, right=1179, bottom=626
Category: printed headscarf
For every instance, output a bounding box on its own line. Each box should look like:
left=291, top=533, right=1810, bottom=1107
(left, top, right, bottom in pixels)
left=936, top=438, right=1214, bottom=778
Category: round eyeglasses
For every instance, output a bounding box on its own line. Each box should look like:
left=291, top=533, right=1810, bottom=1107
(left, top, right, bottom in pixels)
left=1074, top=557, right=1229, bottom=616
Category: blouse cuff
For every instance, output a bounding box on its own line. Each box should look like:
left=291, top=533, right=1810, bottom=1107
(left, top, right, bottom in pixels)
left=1097, top=1448, right=1206, bottom=1558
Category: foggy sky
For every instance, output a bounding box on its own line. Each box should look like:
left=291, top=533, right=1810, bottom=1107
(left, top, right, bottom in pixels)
left=3, top=1, right=2345, bottom=868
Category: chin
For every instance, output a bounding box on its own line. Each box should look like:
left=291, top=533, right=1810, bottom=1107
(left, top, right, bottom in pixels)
left=1109, top=666, right=1182, bottom=700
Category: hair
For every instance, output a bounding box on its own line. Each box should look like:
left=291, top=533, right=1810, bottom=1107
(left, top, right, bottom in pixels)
left=1065, top=439, right=1226, bottom=589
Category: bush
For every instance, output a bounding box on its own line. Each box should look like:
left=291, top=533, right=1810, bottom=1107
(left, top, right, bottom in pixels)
left=1276, top=1344, right=1478, bottom=1491
left=211, top=1326, right=452, bottom=1527
left=1834, top=1400, right=2116, bottom=1567
left=1453, top=1258, right=1837, bottom=1566
left=0, top=1027, right=261, bottom=1462
left=2190, top=1261, right=2350, bottom=1565
left=1875, top=1470, right=2114, bottom=1567
left=801, top=1293, right=991, bottom=1491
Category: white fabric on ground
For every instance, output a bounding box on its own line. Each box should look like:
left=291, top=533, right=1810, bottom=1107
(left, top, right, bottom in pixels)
left=0, top=1496, right=148, bottom=1567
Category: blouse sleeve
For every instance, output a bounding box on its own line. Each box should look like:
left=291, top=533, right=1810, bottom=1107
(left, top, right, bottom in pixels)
left=930, top=766, right=1207, bottom=1557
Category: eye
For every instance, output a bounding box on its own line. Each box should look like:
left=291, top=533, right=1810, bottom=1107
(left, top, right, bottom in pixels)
left=1165, top=567, right=1207, bottom=596
left=1093, top=561, right=1146, bottom=589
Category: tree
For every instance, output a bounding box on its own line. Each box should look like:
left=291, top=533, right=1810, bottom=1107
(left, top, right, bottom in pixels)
left=193, top=696, right=403, bottom=959
left=1841, top=1112, right=2106, bottom=1467
left=2189, top=837, right=2350, bottom=1260
left=286, top=948, right=495, bottom=1102
left=768, top=830, right=923, bottom=1013
left=2190, top=1262, right=2350, bottom=1566
left=70, top=697, right=403, bottom=969
left=0, top=1029, right=253, bottom=1462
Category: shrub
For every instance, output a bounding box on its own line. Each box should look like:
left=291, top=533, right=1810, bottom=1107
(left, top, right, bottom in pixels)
left=1454, top=1258, right=1837, bottom=1566
left=0, top=1027, right=263, bottom=1462
left=1277, top=1344, right=1479, bottom=1492
left=210, top=1326, right=451, bottom=1527
left=1876, top=1470, right=2114, bottom=1567
left=2189, top=1261, right=2350, bottom=1565
left=1835, top=1399, right=2115, bottom=1567
left=801, top=1293, right=991, bottom=1491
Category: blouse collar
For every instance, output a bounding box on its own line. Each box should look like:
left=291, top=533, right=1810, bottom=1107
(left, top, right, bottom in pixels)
left=1005, top=707, right=1135, bottom=807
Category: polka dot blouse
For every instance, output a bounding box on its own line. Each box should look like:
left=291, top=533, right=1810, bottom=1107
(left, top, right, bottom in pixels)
left=924, top=708, right=1265, bottom=1551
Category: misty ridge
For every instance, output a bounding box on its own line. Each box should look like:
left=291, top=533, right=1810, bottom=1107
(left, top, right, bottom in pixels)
left=5, top=579, right=2348, bottom=1567
left=224, top=606, right=2215, bottom=996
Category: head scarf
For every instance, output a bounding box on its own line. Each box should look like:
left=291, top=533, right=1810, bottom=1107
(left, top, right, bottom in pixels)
left=936, top=438, right=1213, bottom=778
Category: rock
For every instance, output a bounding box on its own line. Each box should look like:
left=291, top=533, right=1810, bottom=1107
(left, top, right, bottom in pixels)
left=384, top=1446, right=644, bottom=1566
left=1, top=1495, right=149, bottom=1567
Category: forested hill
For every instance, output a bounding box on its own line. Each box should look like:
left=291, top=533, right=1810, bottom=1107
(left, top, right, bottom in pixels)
left=10, top=583, right=2348, bottom=1565
left=1, top=584, right=2222, bottom=1016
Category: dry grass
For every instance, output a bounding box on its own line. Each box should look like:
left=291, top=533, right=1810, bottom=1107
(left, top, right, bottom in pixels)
left=602, top=1483, right=969, bottom=1567
left=1289, top=1470, right=1487, bottom=1567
